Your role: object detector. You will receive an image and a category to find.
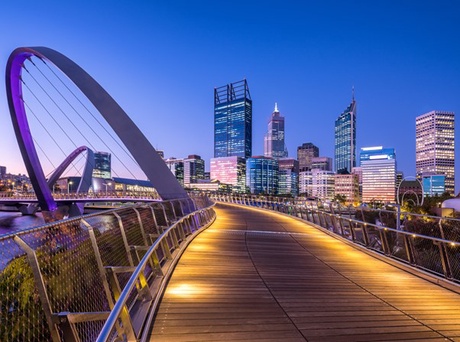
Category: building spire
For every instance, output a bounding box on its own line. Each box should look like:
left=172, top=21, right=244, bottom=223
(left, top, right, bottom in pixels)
left=274, top=102, right=279, bottom=113
left=352, top=86, right=355, bottom=102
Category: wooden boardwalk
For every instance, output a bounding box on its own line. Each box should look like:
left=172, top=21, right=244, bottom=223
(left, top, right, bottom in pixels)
left=149, top=203, right=460, bottom=341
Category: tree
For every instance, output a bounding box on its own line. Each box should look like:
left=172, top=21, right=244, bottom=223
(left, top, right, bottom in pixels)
left=333, top=194, right=346, bottom=205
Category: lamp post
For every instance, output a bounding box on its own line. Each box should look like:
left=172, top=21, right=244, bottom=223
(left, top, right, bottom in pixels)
left=68, top=180, right=73, bottom=194
left=103, top=182, right=112, bottom=196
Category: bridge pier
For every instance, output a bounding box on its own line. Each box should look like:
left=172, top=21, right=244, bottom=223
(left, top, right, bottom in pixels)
left=16, top=203, right=39, bottom=215
left=41, top=202, right=84, bottom=222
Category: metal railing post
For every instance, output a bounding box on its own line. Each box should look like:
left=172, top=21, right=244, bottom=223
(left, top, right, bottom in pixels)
left=113, top=212, right=135, bottom=267
left=438, top=219, right=453, bottom=279
left=14, top=236, right=62, bottom=342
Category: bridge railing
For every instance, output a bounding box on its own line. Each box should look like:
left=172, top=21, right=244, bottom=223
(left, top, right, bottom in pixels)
left=0, top=190, right=162, bottom=201
left=0, top=195, right=215, bottom=342
left=213, top=194, right=460, bottom=284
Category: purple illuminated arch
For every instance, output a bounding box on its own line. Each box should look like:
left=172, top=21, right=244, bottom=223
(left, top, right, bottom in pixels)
left=47, top=146, right=95, bottom=193
left=6, top=47, right=188, bottom=216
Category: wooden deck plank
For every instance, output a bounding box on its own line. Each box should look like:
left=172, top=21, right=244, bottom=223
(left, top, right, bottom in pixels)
left=148, top=204, right=460, bottom=341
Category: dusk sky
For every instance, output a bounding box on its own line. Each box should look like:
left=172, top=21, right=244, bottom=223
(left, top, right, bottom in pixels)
left=1, top=1, right=459, bottom=190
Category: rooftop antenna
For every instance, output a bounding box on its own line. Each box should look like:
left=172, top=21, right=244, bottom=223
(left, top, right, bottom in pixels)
left=352, top=86, right=355, bottom=101
left=274, top=102, right=279, bottom=112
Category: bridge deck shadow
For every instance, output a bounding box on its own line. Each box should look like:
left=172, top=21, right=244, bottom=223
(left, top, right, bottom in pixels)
left=148, top=203, right=460, bottom=341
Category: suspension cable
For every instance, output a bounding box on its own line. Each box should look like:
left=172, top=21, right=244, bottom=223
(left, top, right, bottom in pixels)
left=23, top=60, right=125, bottom=181
left=21, top=79, right=93, bottom=187
left=23, top=100, right=92, bottom=188
left=36, top=57, right=140, bottom=179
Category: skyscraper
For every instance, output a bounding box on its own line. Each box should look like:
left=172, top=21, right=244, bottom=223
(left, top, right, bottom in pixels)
left=92, top=152, right=111, bottom=179
left=183, top=155, right=205, bottom=186
left=214, top=79, right=252, bottom=158
left=297, top=143, right=319, bottom=170
left=415, top=110, right=455, bottom=195
left=335, top=173, right=360, bottom=205
left=210, top=156, right=246, bottom=193
left=246, top=156, right=279, bottom=195
left=165, top=157, right=184, bottom=186
left=334, top=94, right=356, bottom=173
left=278, top=158, right=299, bottom=196
left=298, top=169, right=335, bottom=201
left=264, top=103, right=287, bottom=158
left=360, top=146, right=396, bottom=203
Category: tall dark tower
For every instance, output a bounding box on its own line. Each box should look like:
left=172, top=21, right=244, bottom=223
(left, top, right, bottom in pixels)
left=334, top=90, right=357, bottom=173
left=214, top=79, right=252, bottom=158
left=264, top=103, right=288, bottom=158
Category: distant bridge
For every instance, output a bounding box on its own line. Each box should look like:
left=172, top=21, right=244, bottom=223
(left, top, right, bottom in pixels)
left=0, top=191, right=161, bottom=215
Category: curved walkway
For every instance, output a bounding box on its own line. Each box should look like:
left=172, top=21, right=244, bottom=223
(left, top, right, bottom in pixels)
left=149, top=203, right=460, bottom=341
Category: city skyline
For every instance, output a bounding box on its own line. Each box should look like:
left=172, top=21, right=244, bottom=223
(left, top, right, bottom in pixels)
left=0, top=1, right=459, bottom=191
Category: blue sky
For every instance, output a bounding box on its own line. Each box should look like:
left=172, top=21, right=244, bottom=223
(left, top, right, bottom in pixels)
left=1, top=1, right=459, bottom=189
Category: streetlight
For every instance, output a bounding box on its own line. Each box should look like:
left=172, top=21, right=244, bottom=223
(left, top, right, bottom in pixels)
left=68, top=180, right=73, bottom=194
left=103, top=182, right=112, bottom=195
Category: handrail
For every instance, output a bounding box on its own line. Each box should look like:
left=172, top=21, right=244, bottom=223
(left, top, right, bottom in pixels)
left=0, top=198, right=192, bottom=242
left=332, top=213, right=460, bottom=247
left=96, top=201, right=216, bottom=342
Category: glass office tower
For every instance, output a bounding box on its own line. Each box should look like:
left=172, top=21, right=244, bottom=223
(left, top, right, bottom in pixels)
left=246, top=156, right=279, bottom=195
left=264, top=103, right=287, bottom=158
left=334, top=97, right=356, bottom=173
left=210, top=156, right=246, bottom=193
left=92, top=152, right=111, bottom=179
left=214, top=79, right=252, bottom=158
left=422, top=174, right=446, bottom=197
left=416, top=110, right=455, bottom=195
left=278, top=158, right=299, bottom=196
left=360, top=146, right=396, bottom=203
left=183, top=155, right=205, bottom=186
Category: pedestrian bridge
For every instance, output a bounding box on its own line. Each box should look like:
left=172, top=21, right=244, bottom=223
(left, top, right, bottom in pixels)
left=1, top=198, right=459, bottom=342
left=149, top=203, right=460, bottom=341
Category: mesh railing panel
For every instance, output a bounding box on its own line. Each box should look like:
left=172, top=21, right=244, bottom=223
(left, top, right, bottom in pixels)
left=136, top=206, right=157, bottom=237
left=162, top=202, right=176, bottom=222
left=439, top=219, right=460, bottom=242
left=0, top=237, right=51, bottom=342
left=75, top=321, right=106, bottom=342
left=117, top=208, right=147, bottom=253
left=151, top=205, right=167, bottom=227
left=403, top=217, right=442, bottom=237
left=445, top=245, right=460, bottom=279
left=355, top=209, right=380, bottom=225
left=33, top=221, right=110, bottom=315
left=379, top=211, right=397, bottom=229
left=386, top=231, right=410, bottom=262
left=409, top=238, right=445, bottom=276
left=340, top=219, right=353, bottom=241
left=352, top=222, right=365, bottom=245
left=365, top=226, right=384, bottom=253
left=172, top=201, right=184, bottom=217
left=95, top=214, right=131, bottom=267
left=192, top=196, right=209, bottom=210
